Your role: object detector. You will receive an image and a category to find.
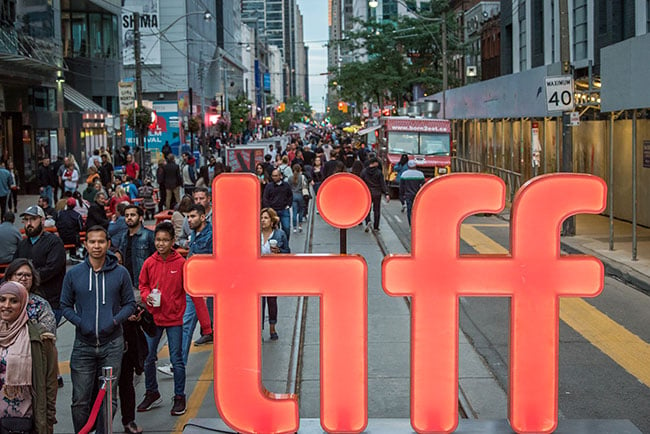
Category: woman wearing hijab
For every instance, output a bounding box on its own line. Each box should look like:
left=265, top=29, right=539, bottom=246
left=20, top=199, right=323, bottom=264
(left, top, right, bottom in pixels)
left=0, top=281, right=58, bottom=434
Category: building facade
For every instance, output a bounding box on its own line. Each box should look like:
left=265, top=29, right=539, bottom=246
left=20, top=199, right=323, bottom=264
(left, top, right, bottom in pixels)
left=424, top=0, right=650, bottom=235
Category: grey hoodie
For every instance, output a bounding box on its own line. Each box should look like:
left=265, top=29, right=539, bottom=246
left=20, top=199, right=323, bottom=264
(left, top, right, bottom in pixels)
left=60, top=251, right=136, bottom=346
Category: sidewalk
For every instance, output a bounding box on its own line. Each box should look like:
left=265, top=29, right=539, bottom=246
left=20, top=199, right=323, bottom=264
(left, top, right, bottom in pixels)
left=497, top=209, right=650, bottom=295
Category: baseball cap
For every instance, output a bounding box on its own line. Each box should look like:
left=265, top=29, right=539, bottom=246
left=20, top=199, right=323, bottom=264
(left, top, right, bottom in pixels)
left=20, top=205, right=45, bottom=218
left=67, top=197, right=77, bottom=207
left=407, top=160, right=417, bottom=168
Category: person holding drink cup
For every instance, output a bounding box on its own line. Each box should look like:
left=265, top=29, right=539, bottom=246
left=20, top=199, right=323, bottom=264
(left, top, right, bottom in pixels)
left=260, top=207, right=289, bottom=340
left=138, top=222, right=188, bottom=416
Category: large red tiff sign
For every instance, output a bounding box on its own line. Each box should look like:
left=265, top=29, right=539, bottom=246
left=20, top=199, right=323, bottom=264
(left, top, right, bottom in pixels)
left=184, top=174, right=369, bottom=434
left=185, top=172, right=607, bottom=434
left=383, top=173, right=607, bottom=434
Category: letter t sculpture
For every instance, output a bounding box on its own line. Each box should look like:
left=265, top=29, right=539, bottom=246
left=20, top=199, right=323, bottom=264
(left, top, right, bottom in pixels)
left=185, top=174, right=369, bottom=434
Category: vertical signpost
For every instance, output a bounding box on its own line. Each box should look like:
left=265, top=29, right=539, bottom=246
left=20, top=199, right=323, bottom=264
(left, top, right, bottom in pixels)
left=559, top=0, right=575, bottom=235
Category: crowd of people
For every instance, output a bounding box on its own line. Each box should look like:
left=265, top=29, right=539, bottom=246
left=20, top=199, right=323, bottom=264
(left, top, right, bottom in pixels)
left=0, top=123, right=428, bottom=433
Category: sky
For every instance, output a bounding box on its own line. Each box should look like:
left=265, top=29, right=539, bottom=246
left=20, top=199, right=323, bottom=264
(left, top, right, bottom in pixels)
left=297, top=0, right=329, bottom=113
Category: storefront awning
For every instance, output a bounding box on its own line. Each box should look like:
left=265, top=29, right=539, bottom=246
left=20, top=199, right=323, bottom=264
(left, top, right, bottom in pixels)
left=357, top=125, right=381, bottom=136
left=63, top=84, right=107, bottom=114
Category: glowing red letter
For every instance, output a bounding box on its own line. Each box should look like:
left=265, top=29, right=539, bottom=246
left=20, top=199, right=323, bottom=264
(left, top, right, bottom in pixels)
left=185, top=173, right=370, bottom=434
left=383, top=173, right=606, bottom=433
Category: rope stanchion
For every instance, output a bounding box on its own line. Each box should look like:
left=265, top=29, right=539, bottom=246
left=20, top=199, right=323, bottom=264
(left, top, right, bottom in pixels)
left=78, top=366, right=116, bottom=434
left=78, top=383, right=106, bottom=434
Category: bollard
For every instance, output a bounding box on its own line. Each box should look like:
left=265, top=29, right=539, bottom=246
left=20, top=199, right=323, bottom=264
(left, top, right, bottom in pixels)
left=101, top=366, right=115, bottom=434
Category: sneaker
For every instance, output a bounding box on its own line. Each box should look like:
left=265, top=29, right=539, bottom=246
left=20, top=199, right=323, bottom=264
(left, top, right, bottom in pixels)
left=57, top=376, right=64, bottom=388
left=123, top=421, right=143, bottom=434
left=401, top=204, right=406, bottom=213
left=293, top=228, right=297, bottom=233
left=373, top=227, right=381, bottom=232
left=364, top=222, right=370, bottom=233
left=157, top=364, right=173, bottom=377
left=298, top=226, right=303, bottom=232
left=194, top=333, right=213, bottom=346
left=137, top=391, right=162, bottom=412
left=170, top=395, right=187, bottom=416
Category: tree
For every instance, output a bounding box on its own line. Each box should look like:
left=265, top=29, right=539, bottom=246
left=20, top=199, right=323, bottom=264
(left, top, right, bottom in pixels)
left=275, top=97, right=312, bottom=131
left=329, top=2, right=468, bottom=111
left=229, top=95, right=252, bottom=135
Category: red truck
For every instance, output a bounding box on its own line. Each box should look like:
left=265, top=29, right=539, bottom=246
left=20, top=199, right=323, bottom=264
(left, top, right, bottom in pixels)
left=377, top=116, right=452, bottom=195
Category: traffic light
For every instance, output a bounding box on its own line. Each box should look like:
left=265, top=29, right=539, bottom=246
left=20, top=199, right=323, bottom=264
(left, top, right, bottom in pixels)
left=338, top=101, right=348, bottom=113
left=277, top=102, right=286, bottom=113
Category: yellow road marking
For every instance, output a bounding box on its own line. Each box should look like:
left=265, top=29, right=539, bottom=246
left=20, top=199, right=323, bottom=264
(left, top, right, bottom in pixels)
left=466, top=223, right=509, bottom=228
left=173, top=352, right=214, bottom=433
left=560, top=298, right=650, bottom=387
left=461, top=223, right=650, bottom=387
left=461, top=225, right=509, bottom=254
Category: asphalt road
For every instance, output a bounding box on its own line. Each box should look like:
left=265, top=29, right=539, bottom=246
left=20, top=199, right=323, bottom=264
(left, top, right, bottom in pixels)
left=382, top=200, right=650, bottom=434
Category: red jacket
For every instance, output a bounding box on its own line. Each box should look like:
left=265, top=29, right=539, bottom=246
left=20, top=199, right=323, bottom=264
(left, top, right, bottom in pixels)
left=139, top=250, right=186, bottom=326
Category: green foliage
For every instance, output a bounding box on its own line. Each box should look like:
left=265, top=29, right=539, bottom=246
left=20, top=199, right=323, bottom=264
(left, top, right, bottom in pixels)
left=125, top=106, right=153, bottom=133
left=229, top=95, right=252, bottom=135
left=329, top=1, right=468, bottom=111
left=275, top=97, right=312, bottom=131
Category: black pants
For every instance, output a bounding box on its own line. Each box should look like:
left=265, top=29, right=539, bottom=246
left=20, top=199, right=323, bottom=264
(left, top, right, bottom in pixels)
left=158, top=186, right=167, bottom=212
left=0, top=195, right=7, bottom=221
left=365, top=194, right=382, bottom=230
left=267, top=297, right=278, bottom=324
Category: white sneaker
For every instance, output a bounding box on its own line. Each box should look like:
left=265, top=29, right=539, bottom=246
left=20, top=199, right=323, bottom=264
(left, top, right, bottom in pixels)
left=298, top=226, right=303, bottom=232
left=293, top=228, right=297, bottom=233
left=157, top=364, right=173, bottom=377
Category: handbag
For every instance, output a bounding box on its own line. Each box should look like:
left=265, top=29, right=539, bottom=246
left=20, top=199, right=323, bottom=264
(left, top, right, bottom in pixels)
left=301, top=175, right=311, bottom=200
left=0, top=416, right=33, bottom=434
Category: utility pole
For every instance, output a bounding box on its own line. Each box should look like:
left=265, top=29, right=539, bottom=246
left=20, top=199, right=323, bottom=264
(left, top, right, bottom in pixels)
left=441, top=12, right=447, bottom=119
left=189, top=87, right=194, bottom=153
left=559, top=0, right=575, bottom=235
left=134, top=12, right=145, bottom=178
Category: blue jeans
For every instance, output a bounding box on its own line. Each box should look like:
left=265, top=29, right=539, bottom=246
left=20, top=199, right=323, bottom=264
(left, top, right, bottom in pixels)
left=70, top=336, right=124, bottom=434
left=182, top=294, right=197, bottom=366
left=277, top=208, right=291, bottom=241
left=41, top=185, right=53, bottom=207
left=144, top=325, right=185, bottom=397
left=292, top=193, right=305, bottom=227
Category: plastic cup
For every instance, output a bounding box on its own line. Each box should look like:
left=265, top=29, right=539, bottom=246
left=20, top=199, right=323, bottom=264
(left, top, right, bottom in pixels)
left=269, top=240, right=278, bottom=248
left=151, top=290, right=161, bottom=307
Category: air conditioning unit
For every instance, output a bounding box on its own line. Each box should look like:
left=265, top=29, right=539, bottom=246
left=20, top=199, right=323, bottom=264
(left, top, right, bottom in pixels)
left=466, top=66, right=477, bottom=77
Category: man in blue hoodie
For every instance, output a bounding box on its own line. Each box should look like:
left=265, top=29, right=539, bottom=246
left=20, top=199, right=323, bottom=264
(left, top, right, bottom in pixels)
left=61, top=225, right=136, bottom=434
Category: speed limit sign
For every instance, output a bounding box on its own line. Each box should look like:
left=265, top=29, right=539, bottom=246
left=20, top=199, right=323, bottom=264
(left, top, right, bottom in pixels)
left=545, top=75, right=574, bottom=112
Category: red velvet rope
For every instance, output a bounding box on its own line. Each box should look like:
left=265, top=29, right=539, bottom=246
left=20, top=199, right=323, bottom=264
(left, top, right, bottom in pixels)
left=78, top=384, right=107, bottom=434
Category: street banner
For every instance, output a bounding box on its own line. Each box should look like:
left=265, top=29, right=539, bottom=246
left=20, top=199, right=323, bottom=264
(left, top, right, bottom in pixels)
left=121, top=0, right=161, bottom=65
left=118, top=81, right=135, bottom=115
left=125, top=101, right=180, bottom=156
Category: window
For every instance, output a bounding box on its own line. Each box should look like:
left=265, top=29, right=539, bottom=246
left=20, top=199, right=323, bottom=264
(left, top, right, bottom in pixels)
left=71, top=13, right=88, bottom=57
left=388, top=132, right=450, bottom=155
left=573, top=0, right=588, bottom=60
left=518, top=0, right=527, bottom=70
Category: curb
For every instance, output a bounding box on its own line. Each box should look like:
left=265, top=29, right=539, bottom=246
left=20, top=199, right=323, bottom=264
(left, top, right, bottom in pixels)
left=560, top=241, right=650, bottom=296
left=496, top=211, right=650, bottom=296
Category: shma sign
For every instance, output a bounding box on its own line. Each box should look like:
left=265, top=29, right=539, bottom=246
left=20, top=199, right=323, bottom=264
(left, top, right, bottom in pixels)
left=185, top=173, right=607, bottom=434
left=121, top=13, right=159, bottom=29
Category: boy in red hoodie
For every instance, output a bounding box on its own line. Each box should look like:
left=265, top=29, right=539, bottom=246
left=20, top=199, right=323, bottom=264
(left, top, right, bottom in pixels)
left=137, top=222, right=187, bottom=416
